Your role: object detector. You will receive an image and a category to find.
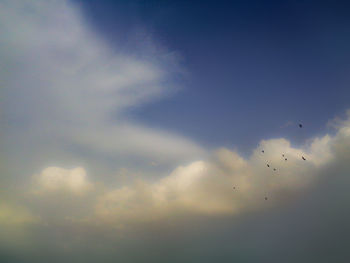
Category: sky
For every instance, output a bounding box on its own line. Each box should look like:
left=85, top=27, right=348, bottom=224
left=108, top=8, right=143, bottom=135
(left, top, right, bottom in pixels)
left=1, top=0, right=350, bottom=262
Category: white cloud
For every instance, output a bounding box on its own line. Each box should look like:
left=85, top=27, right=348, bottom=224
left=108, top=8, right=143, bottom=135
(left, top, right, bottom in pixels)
left=33, top=166, right=93, bottom=194
left=21, top=110, right=345, bottom=229
left=2, top=110, right=350, bottom=255
left=0, top=0, right=204, bottom=177
left=94, top=121, right=344, bottom=226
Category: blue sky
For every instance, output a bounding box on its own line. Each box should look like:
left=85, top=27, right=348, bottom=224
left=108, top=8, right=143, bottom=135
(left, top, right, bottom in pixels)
left=77, top=0, right=350, bottom=153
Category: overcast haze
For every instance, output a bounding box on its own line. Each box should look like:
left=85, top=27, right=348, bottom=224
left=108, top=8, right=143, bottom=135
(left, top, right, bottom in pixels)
left=1, top=0, right=350, bottom=262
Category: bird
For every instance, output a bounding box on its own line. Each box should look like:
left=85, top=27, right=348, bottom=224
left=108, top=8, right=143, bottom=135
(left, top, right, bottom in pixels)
left=265, top=197, right=268, bottom=200
left=273, top=168, right=276, bottom=171
left=233, top=186, right=236, bottom=190
left=299, top=123, right=303, bottom=128
left=267, top=164, right=270, bottom=167
left=285, top=158, right=287, bottom=161
left=302, top=156, right=306, bottom=161
left=282, top=154, right=285, bottom=157
left=261, top=150, right=264, bottom=153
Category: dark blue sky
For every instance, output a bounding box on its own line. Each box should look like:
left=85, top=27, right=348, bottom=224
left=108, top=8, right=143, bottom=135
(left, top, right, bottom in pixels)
left=77, top=0, right=350, bottom=154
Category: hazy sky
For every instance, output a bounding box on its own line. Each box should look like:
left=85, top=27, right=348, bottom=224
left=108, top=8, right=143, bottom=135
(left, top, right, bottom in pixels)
left=1, top=1, right=350, bottom=262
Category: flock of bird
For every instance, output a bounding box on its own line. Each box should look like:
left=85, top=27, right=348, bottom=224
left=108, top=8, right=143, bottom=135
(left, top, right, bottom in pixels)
left=233, top=123, right=307, bottom=201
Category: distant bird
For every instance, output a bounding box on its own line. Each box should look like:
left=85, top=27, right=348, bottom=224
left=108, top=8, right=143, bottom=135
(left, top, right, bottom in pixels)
left=265, top=197, right=268, bottom=200
left=299, top=123, right=303, bottom=128
left=282, top=154, right=285, bottom=157
left=273, top=168, right=276, bottom=171
left=261, top=150, right=264, bottom=153
left=302, top=156, right=306, bottom=161
left=233, top=186, right=236, bottom=190
left=285, top=158, right=287, bottom=161
left=267, top=164, right=270, bottom=168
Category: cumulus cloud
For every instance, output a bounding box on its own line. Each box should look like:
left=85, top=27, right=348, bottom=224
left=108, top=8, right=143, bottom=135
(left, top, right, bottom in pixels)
left=2, top=111, right=350, bottom=262
left=20, top=112, right=349, bottom=229
left=93, top=113, right=349, bottom=227
left=33, top=166, right=93, bottom=195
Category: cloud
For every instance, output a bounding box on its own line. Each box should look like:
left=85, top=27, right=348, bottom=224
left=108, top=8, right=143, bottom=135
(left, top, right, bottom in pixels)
left=0, top=202, right=40, bottom=251
left=21, top=111, right=348, bottom=229
left=0, top=203, right=40, bottom=226
left=32, top=166, right=93, bottom=195
left=2, top=111, right=350, bottom=262
left=0, top=0, right=204, bottom=181
left=1, top=1, right=350, bottom=261
left=93, top=114, right=347, bottom=226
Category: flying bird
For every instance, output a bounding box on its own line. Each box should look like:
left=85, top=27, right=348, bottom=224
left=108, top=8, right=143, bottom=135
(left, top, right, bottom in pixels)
left=299, top=123, right=303, bottom=128
left=273, top=168, right=276, bottom=171
left=267, top=164, right=270, bottom=167
left=233, top=186, right=236, bottom=190
left=261, top=150, right=264, bottom=153
left=265, top=197, right=268, bottom=200
left=302, top=156, right=306, bottom=161
left=285, top=158, right=287, bottom=161
left=282, top=154, right=285, bottom=157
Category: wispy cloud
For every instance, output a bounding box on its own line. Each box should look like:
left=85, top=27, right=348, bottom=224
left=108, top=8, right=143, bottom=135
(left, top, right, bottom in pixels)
left=0, top=0, right=204, bottom=181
